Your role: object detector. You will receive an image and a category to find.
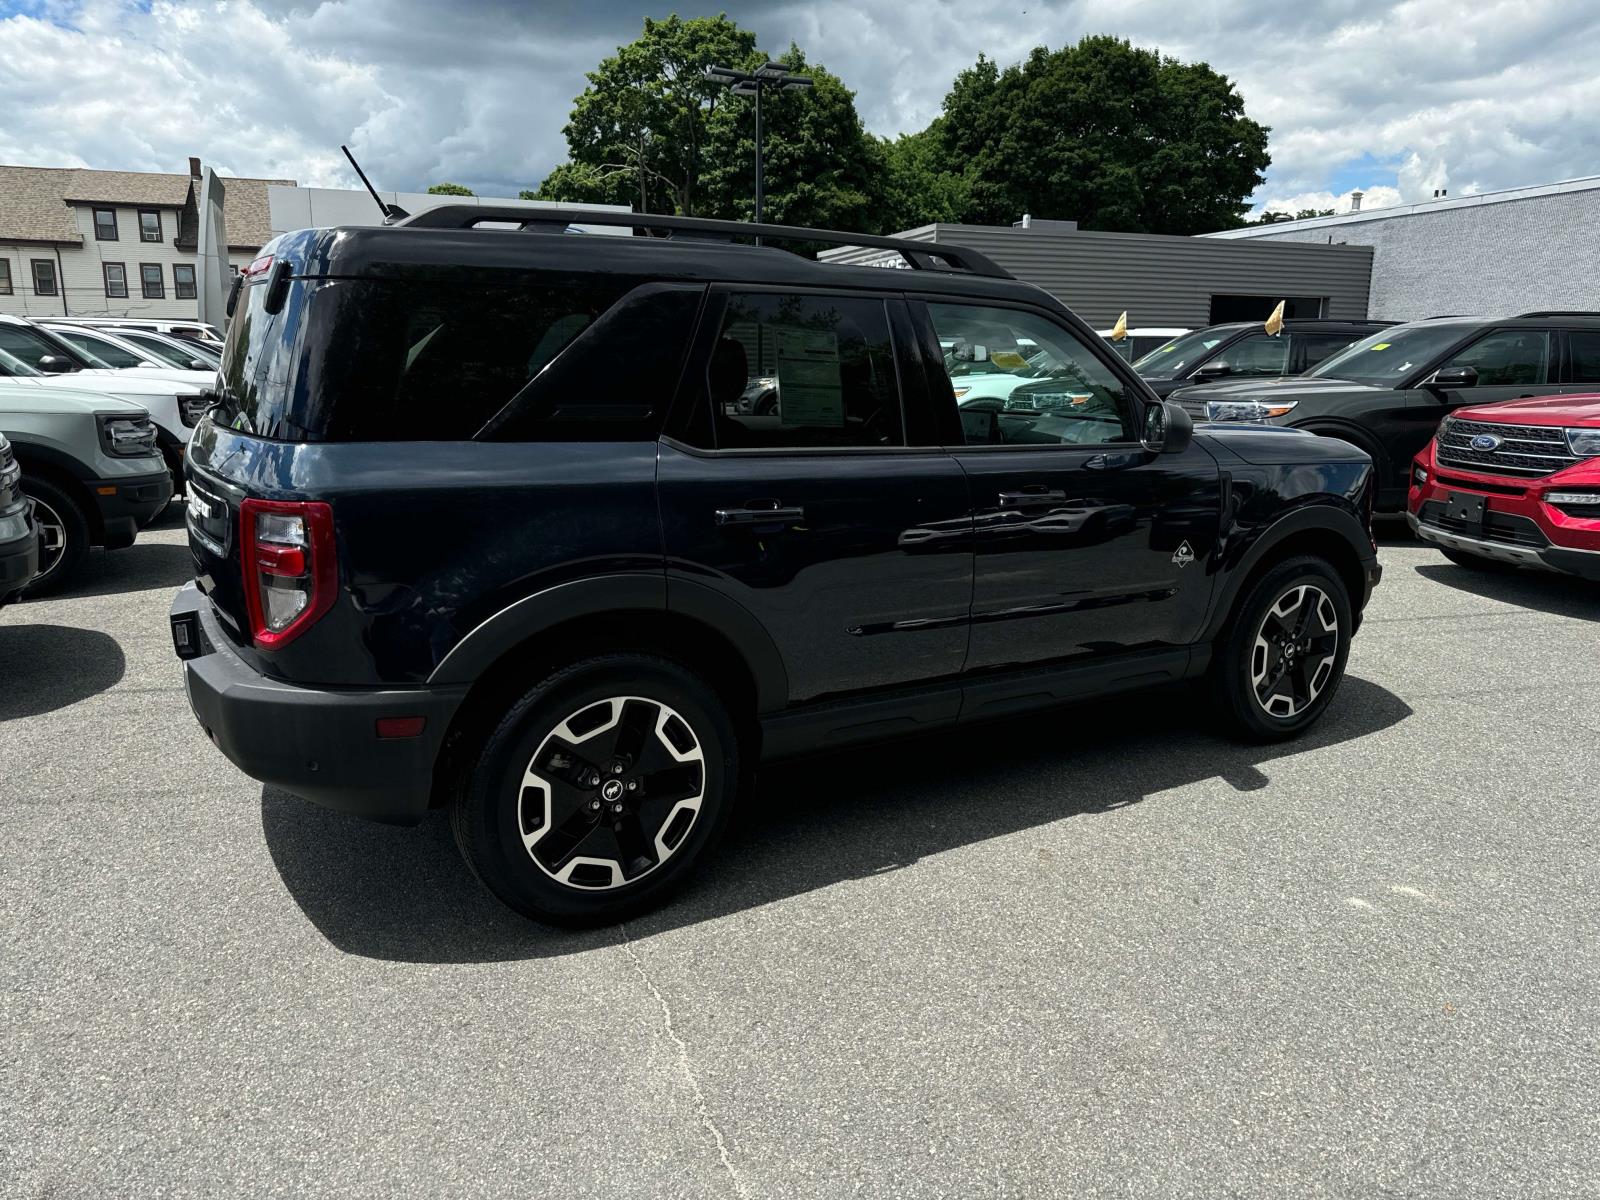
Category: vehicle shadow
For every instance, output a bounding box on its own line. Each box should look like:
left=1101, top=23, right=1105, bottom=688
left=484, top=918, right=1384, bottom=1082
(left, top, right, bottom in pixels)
left=0, top=624, right=126, bottom=721
left=46, top=543, right=194, bottom=600
left=1415, top=562, right=1600, bottom=622
left=262, top=675, right=1413, bottom=964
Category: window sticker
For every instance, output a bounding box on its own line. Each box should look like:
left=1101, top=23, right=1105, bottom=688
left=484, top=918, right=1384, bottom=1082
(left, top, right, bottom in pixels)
left=1369, top=342, right=1391, bottom=351
left=776, top=328, right=845, bottom=427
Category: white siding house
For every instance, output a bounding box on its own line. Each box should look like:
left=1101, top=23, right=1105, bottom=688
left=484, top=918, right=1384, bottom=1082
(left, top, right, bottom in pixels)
left=0, top=159, right=294, bottom=321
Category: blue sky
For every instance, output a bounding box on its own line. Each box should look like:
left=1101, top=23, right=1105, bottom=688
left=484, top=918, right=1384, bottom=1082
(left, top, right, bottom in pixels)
left=3, top=0, right=1598, bottom=223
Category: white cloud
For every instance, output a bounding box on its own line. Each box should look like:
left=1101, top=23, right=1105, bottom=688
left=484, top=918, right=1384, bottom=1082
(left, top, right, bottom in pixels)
left=2, top=0, right=1598, bottom=214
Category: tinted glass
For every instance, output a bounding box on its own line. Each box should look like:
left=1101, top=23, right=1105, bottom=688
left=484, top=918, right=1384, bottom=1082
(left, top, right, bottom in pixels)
left=1309, top=323, right=1474, bottom=385
left=1296, top=331, right=1363, bottom=371
left=213, top=274, right=633, bottom=442
left=1441, top=329, right=1549, bottom=386
left=929, top=303, right=1137, bottom=447
left=0, top=346, right=42, bottom=376
left=1132, top=328, right=1230, bottom=378
left=0, top=323, right=88, bottom=368
left=1568, top=331, right=1600, bottom=383
left=703, top=292, right=904, bottom=449
left=1211, top=332, right=1289, bottom=377
left=121, top=331, right=201, bottom=369
left=56, top=330, right=145, bottom=369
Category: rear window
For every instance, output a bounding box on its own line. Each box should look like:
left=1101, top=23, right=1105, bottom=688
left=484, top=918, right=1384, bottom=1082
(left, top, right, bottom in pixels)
left=213, top=274, right=700, bottom=442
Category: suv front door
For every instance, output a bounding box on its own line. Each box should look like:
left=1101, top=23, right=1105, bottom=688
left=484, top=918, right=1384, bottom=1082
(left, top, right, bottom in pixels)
left=658, top=288, right=973, bottom=708
left=919, top=300, right=1222, bottom=680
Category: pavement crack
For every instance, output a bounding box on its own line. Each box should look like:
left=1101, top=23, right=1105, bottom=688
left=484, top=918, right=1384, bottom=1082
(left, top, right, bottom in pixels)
left=619, top=922, right=748, bottom=1199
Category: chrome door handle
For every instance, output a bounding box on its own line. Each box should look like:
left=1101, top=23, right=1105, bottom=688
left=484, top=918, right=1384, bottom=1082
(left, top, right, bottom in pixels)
left=998, top=488, right=1067, bottom=508
left=715, top=503, right=806, bottom=527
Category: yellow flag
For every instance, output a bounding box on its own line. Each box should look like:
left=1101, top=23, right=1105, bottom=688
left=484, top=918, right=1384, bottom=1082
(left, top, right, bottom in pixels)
left=1264, top=300, right=1286, bottom=336
left=1111, top=311, right=1128, bottom=341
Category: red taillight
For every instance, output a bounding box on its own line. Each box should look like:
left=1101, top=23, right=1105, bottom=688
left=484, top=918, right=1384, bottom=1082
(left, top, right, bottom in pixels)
left=240, top=498, right=336, bottom=649
left=242, top=254, right=274, bottom=279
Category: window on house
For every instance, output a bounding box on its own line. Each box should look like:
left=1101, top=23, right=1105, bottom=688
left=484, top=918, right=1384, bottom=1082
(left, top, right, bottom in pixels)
left=31, top=260, right=58, bottom=296
left=93, top=207, right=119, bottom=240
left=140, top=263, right=165, bottom=299
left=0, top=261, right=11, bottom=295
left=173, top=263, right=197, bottom=300
left=104, top=263, right=129, bottom=298
left=139, top=210, right=163, bottom=242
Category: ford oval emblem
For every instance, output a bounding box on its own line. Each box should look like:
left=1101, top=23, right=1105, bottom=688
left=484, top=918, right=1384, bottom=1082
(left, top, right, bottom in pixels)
left=1470, top=433, right=1502, bottom=451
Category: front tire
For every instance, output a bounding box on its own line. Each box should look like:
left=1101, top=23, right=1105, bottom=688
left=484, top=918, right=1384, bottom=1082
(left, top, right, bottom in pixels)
left=1210, top=556, right=1353, bottom=741
left=20, top=478, right=90, bottom=598
left=450, top=654, right=739, bottom=926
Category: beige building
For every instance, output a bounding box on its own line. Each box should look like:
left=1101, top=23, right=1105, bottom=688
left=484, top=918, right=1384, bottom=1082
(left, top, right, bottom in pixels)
left=0, top=158, right=294, bottom=321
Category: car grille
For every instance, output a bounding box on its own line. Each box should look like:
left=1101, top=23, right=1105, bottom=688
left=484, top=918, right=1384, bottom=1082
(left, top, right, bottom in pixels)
left=1436, top=418, right=1577, bottom=477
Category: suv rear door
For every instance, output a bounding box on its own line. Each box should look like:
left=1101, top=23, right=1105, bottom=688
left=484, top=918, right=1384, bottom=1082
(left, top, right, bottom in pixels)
left=658, top=287, right=973, bottom=708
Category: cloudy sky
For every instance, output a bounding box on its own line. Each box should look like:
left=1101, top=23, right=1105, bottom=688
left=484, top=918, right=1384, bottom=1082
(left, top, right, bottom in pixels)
left=2, top=0, right=1597, bottom=222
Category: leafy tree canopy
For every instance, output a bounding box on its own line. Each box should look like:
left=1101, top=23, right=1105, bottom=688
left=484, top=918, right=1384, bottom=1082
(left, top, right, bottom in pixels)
left=1248, top=207, right=1335, bottom=224
left=425, top=182, right=474, bottom=195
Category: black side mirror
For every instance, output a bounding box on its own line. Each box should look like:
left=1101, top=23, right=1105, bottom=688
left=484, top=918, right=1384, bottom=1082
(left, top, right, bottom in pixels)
left=36, top=355, right=74, bottom=374
left=1428, top=365, right=1478, bottom=390
left=1193, top=361, right=1232, bottom=380
left=1144, top=400, right=1194, bottom=455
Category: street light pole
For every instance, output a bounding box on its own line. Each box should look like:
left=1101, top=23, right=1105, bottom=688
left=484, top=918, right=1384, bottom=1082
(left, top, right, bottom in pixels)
left=704, top=60, right=813, bottom=226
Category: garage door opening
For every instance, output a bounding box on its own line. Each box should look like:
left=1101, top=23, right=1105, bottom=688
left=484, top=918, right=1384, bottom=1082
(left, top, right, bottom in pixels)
left=1209, top=295, right=1326, bottom=324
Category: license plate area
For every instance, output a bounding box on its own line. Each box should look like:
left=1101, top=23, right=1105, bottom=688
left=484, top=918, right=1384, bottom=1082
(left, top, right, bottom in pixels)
left=1444, top=491, right=1487, bottom=527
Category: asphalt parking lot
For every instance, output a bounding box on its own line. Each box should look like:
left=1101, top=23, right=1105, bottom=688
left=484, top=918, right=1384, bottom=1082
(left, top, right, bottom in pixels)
left=4, top=506, right=1598, bottom=1198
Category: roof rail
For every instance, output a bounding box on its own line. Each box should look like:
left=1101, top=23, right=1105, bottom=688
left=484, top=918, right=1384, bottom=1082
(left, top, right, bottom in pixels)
left=1276, top=317, right=1397, bottom=325
left=392, top=205, right=1014, bottom=279
left=1516, top=310, right=1600, bottom=318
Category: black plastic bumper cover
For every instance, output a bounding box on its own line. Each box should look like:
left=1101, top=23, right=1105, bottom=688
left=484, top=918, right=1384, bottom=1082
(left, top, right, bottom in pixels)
left=171, top=583, right=467, bottom=824
left=0, top=522, right=40, bottom=602
left=93, top=469, right=173, bottom=545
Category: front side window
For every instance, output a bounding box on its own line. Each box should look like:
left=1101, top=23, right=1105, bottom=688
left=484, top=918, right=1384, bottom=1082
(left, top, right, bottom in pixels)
left=1440, top=329, right=1550, bottom=386
left=94, top=208, right=118, bottom=240
left=141, top=263, right=165, bottom=299
left=0, top=322, right=71, bottom=367
left=31, top=259, right=58, bottom=296
left=173, top=263, right=197, bottom=299
left=57, top=329, right=144, bottom=369
left=1132, top=329, right=1230, bottom=378
left=104, top=262, right=128, bottom=298
left=139, top=210, right=163, bottom=242
left=1295, top=331, right=1364, bottom=372
left=928, top=303, right=1137, bottom=447
left=701, top=292, right=905, bottom=450
left=1568, top=331, right=1600, bottom=383
left=0, top=261, right=11, bottom=295
left=1210, top=332, right=1290, bottom=377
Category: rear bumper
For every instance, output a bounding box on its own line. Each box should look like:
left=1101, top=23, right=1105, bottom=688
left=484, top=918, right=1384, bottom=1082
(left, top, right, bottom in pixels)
left=92, top=468, right=173, bottom=546
left=170, top=583, right=467, bottom=824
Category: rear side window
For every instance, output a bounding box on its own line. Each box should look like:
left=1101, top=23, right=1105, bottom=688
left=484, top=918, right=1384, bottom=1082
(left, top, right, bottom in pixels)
left=1296, top=332, right=1363, bottom=371
left=1567, top=331, right=1600, bottom=383
left=215, top=275, right=679, bottom=441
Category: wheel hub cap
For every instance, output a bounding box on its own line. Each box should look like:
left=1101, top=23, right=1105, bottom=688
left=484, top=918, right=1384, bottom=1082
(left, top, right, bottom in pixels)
left=1250, top=584, right=1339, bottom=719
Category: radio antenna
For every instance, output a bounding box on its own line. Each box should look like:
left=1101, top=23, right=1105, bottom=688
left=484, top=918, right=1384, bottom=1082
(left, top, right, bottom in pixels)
left=341, top=145, right=409, bottom=223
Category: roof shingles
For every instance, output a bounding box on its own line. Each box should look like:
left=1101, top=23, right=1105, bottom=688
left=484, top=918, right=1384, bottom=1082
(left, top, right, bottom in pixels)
left=0, top=164, right=295, bottom=248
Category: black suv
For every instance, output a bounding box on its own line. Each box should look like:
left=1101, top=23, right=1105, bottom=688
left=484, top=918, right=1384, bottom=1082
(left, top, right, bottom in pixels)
left=1171, top=314, right=1600, bottom=511
left=170, top=208, right=1381, bottom=924
left=1132, top=319, right=1393, bottom=398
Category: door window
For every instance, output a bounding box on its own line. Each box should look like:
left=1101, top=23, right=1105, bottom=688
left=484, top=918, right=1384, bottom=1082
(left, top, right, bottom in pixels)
left=1211, top=332, right=1289, bottom=377
left=1566, top=331, right=1600, bottom=383
left=701, top=292, right=904, bottom=450
left=1440, top=330, right=1550, bottom=386
left=1294, top=332, right=1363, bottom=372
left=928, top=303, right=1137, bottom=447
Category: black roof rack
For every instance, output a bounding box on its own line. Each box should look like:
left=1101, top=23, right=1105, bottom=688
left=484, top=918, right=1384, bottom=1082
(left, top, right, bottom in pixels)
left=1276, top=317, right=1397, bottom=326
left=1516, top=310, right=1600, bottom=318
left=393, top=204, right=1014, bottom=280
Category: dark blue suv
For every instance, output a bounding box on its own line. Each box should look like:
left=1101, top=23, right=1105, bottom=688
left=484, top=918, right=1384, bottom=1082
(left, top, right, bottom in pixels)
left=171, top=207, right=1381, bottom=924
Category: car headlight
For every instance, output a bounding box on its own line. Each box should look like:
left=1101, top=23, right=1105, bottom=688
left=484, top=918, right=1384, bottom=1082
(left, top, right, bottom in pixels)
left=1565, top=427, right=1600, bottom=457
left=1203, top=400, right=1298, bottom=423
left=97, top=414, right=158, bottom=457
left=179, top=390, right=214, bottom=427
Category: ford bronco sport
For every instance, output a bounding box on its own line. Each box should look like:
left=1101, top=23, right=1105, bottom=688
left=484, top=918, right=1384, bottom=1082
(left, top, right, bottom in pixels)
left=170, top=208, right=1381, bottom=925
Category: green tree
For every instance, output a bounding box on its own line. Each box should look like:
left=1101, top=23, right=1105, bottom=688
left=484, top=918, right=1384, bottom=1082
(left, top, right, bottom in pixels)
left=933, top=37, right=1270, bottom=234
left=534, top=14, right=757, bottom=215
left=874, top=124, right=968, bottom=232
left=426, top=182, right=475, bottom=196
left=1248, top=207, right=1335, bottom=224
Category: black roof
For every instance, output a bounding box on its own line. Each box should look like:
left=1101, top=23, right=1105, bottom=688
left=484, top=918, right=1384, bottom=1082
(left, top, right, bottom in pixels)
left=1201, top=317, right=1395, bottom=333
left=269, top=205, right=1067, bottom=310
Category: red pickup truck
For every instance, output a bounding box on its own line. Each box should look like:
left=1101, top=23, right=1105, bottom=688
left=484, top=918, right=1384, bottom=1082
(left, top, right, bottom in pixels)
left=1409, top=395, right=1600, bottom=579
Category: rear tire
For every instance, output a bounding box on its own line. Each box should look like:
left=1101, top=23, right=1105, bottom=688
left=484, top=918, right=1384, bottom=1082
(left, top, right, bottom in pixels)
left=20, top=477, right=89, bottom=598
left=1440, top=547, right=1516, bottom=573
left=1210, top=555, right=1353, bottom=741
left=450, top=653, right=739, bottom=926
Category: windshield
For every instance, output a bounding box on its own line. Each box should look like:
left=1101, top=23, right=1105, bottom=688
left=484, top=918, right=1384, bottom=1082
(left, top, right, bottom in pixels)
left=0, top=347, right=43, bottom=377
left=1308, top=323, right=1472, bottom=386
left=1132, top=329, right=1231, bottom=378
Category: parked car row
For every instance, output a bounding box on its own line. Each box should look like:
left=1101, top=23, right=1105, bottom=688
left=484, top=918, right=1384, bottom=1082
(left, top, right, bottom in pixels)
left=0, top=311, right=211, bottom=597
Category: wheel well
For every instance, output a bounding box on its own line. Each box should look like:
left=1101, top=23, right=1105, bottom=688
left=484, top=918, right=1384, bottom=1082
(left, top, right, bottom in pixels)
left=1231, top=528, right=1368, bottom=631
left=10, top=455, right=102, bottom=539
left=429, top=609, right=761, bottom=808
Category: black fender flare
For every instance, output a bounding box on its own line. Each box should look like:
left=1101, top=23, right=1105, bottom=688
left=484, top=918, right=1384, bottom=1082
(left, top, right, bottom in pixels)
left=1201, top=504, right=1374, bottom=643
left=426, top=572, right=789, bottom=713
